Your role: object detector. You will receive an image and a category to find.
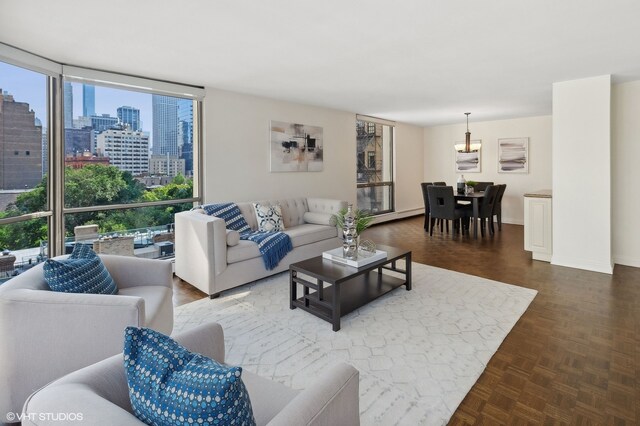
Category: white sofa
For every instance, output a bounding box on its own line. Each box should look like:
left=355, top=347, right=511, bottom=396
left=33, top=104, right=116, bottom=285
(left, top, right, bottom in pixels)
left=175, top=197, right=346, bottom=298
left=22, top=323, right=361, bottom=426
left=0, top=255, right=173, bottom=424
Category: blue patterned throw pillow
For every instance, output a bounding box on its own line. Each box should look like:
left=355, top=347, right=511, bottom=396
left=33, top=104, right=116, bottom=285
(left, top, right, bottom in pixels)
left=44, top=244, right=117, bottom=294
left=200, top=202, right=251, bottom=234
left=124, top=327, right=256, bottom=426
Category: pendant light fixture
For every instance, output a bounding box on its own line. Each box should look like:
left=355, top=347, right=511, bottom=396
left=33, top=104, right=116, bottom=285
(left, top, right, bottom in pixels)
left=464, top=112, right=471, bottom=153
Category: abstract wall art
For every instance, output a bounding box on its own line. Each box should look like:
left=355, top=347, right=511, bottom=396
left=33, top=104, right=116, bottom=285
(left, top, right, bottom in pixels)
left=498, top=137, right=529, bottom=173
left=454, top=140, right=482, bottom=173
left=270, top=120, right=323, bottom=172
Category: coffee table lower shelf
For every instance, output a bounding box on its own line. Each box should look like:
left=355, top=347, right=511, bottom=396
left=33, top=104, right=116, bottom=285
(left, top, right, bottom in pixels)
left=290, top=263, right=410, bottom=331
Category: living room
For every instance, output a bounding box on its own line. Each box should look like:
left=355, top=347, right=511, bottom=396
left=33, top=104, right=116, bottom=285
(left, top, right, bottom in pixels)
left=1, top=1, right=639, bottom=425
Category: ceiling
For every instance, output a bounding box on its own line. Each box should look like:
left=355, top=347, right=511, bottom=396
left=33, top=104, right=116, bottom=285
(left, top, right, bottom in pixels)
left=2, top=0, right=640, bottom=127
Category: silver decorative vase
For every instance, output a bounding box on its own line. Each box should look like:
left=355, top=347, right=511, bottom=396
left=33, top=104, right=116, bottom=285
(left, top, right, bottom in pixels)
left=342, top=204, right=358, bottom=260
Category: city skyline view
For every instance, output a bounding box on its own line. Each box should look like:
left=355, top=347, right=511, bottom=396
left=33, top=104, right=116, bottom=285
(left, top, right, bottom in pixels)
left=1, top=59, right=195, bottom=196
left=1, top=61, right=153, bottom=142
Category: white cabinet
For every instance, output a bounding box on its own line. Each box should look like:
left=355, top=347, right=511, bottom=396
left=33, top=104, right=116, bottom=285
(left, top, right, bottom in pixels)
left=524, top=191, right=552, bottom=262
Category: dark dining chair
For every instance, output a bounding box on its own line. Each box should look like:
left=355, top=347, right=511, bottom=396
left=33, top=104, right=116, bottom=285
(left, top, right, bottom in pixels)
left=421, top=182, right=433, bottom=231
left=490, top=184, right=507, bottom=233
left=464, top=184, right=500, bottom=237
left=433, top=181, right=446, bottom=186
left=427, top=186, right=466, bottom=236
left=473, top=181, right=494, bottom=192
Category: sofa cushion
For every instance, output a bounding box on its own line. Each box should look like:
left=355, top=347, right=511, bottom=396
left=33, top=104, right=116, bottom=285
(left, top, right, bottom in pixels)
left=226, top=224, right=338, bottom=264
left=227, top=241, right=261, bottom=264
left=124, top=327, right=256, bottom=426
left=238, top=199, right=308, bottom=230
left=253, top=203, right=285, bottom=232
left=285, top=224, right=339, bottom=248
left=44, top=244, right=117, bottom=295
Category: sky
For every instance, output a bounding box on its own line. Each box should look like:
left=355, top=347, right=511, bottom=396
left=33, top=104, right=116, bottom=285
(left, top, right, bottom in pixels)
left=0, top=61, right=152, bottom=135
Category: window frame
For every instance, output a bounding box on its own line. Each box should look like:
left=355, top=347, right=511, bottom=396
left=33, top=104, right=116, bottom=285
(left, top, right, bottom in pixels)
left=0, top=43, right=205, bottom=257
left=355, top=115, right=395, bottom=216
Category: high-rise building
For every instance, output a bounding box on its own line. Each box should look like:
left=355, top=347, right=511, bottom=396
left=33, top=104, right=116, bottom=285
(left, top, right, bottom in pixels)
left=0, top=90, right=43, bottom=189
left=177, top=98, right=194, bottom=175
left=117, top=106, right=141, bottom=131
left=152, top=95, right=178, bottom=156
left=82, top=84, right=95, bottom=117
left=64, top=127, right=93, bottom=155
left=149, top=154, right=185, bottom=177
left=41, top=127, right=48, bottom=175
left=64, top=82, right=73, bottom=128
left=73, top=116, right=92, bottom=129
left=96, top=127, right=149, bottom=176
left=177, top=99, right=192, bottom=146
left=90, top=114, right=118, bottom=133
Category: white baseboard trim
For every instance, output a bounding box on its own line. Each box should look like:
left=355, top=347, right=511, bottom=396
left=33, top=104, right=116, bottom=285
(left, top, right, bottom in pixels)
left=612, top=255, right=640, bottom=269
left=551, top=255, right=614, bottom=274
left=372, top=208, right=424, bottom=225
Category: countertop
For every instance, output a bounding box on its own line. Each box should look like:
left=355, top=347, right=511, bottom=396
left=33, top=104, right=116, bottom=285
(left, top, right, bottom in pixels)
left=524, top=189, right=552, bottom=198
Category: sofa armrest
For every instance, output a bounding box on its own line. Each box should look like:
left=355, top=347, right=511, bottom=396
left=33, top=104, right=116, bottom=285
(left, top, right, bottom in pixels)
left=0, top=290, right=145, bottom=420
left=100, top=255, right=172, bottom=289
left=21, top=323, right=228, bottom=426
left=267, top=362, right=360, bottom=426
left=175, top=211, right=227, bottom=296
left=22, top=354, right=141, bottom=426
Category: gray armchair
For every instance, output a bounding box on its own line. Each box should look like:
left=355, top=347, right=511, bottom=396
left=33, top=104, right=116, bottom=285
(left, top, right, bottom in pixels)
left=22, top=323, right=360, bottom=426
left=0, top=255, right=173, bottom=424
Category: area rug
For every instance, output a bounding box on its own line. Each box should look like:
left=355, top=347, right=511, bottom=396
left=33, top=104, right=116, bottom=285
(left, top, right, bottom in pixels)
left=174, top=262, right=537, bottom=425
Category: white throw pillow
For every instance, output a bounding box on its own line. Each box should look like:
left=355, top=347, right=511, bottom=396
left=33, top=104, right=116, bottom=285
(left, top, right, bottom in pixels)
left=303, top=211, right=334, bottom=226
left=226, top=230, right=240, bottom=246
left=252, top=203, right=285, bottom=232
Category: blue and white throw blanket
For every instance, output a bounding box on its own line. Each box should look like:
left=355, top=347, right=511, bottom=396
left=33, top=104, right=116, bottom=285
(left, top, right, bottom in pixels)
left=199, top=203, right=292, bottom=270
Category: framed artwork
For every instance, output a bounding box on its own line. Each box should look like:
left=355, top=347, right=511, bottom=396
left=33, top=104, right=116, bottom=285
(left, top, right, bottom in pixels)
left=454, top=140, right=481, bottom=173
left=270, top=120, right=323, bottom=172
left=498, top=137, right=529, bottom=173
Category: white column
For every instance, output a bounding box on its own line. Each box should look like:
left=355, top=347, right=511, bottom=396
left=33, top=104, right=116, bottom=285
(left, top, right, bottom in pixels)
left=552, top=75, right=612, bottom=273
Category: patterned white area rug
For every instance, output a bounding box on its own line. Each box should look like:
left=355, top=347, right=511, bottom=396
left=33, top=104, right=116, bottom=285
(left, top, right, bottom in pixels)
left=174, top=262, right=537, bottom=425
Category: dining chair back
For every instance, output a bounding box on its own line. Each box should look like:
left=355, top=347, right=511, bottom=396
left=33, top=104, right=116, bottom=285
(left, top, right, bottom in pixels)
left=473, top=181, right=494, bottom=192
left=427, top=186, right=464, bottom=236
left=491, top=184, right=507, bottom=231
left=433, top=181, right=446, bottom=186
left=464, top=184, right=500, bottom=237
left=421, top=182, right=434, bottom=231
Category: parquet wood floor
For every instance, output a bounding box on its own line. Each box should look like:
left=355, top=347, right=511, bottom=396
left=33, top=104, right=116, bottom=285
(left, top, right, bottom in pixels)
left=173, top=216, right=640, bottom=425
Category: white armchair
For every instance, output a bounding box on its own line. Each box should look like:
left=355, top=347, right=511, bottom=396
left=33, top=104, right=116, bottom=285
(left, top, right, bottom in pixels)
left=0, top=255, right=173, bottom=424
left=22, top=323, right=360, bottom=426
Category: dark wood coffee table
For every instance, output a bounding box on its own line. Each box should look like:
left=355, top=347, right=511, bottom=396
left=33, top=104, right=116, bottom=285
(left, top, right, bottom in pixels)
left=289, top=244, right=411, bottom=331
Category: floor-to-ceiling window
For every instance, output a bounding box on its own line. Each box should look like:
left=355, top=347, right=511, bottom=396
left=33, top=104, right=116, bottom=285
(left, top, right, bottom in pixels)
left=61, top=77, right=200, bottom=257
left=0, top=44, right=203, bottom=281
left=0, top=58, right=55, bottom=279
left=356, top=115, right=394, bottom=214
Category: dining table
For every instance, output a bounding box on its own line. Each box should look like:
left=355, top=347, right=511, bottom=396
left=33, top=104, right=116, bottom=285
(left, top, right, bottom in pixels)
left=454, top=191, right=484, bottom=239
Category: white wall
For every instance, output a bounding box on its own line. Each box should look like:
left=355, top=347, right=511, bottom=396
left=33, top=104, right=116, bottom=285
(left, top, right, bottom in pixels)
left=202, top=88, right=424, bottom=214
left=389, top=122, right=426, bottom=218
left=203, top=88, right=356, bottom=204
left=423, top=115, right=552, bottom=225
left=612, top=81, right=640, bottom=268
left=552, top=75, right=612, bottom=274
